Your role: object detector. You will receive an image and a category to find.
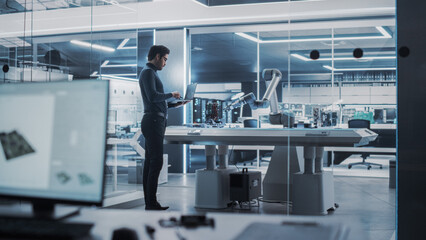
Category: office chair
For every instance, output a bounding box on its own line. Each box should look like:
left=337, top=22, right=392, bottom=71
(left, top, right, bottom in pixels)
left=347, top=119, right=383, bottom=170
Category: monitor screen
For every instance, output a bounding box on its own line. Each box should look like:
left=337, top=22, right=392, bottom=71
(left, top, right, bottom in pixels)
left=385, top=108, right=396, bottom=123
left=0, top=80, right=109, bottom=207
left=374, top=109, right=384, bottom=123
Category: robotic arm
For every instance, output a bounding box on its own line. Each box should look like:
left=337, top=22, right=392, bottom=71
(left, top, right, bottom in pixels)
left=225, top=69, right=294, bottom=126
left=225, top=69, right=282, bottom=111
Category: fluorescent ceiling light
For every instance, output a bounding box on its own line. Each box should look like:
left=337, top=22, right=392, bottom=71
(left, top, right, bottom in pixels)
left=236, top=26, right=392, bottom=43
left=117, top=38, right=137, bottom=50
left=376, top=26, right=392, bottom=38
left=107, top=73, right=137, bottom=76
left=101, top=60, right=110, bottom=67
left=70, top=40, right=115, bottom=52
left=235, top=32, right=260, bottom=42
left=291, top=53, right=396, bottom=61
left=99, top=74, right=137, bottom=81
left=191, top=46, right=203, bottom=51
left=0, top=37, right=31, bottom=48
left=0, top=54, right=43, bottom=59
left=191, top=0, right=209, bottom=8
left=323, top=65, right=396, bottom=71
left=91, top=71, right=137, bottom=81
left=98, top=0, right=136, bottom=12
left=100, top=60, right=137, bottom=68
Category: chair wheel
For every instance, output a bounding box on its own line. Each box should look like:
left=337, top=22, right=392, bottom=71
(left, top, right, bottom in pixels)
left=367, top=166, right=372, bottom=170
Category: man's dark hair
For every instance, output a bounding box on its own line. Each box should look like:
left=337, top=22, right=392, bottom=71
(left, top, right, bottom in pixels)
left=147, top=45, right=170, bottom=61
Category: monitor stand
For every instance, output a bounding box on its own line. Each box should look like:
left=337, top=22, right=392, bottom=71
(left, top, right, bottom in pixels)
left=32, top=201, right=81, bottom=220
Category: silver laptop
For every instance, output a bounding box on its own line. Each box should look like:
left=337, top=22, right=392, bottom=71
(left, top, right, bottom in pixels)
left=172, top=83, right=197, bottom=103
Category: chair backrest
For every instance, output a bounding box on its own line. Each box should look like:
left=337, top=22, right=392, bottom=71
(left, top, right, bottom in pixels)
left=348, top=119, right=370, bottom=129
left=243, top=119, right=258, bottom=128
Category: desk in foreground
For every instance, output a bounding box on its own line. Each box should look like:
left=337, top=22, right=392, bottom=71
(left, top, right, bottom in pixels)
left=0, top=204, right=363, bottom=240
left=66, top=208, right=364, bottom=240
left=165, top=126, right=377, bottom=215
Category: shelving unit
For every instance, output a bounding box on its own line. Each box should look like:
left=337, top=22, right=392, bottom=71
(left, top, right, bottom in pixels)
left=283, top=71, right=396, bottom=88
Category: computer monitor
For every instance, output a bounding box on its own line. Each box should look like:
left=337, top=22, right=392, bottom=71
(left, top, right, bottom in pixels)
left=385, top=108, right=396, bottom=123
left=374, top=109, right=384, bottom=123
left=0, top=80, right=109, bottom=218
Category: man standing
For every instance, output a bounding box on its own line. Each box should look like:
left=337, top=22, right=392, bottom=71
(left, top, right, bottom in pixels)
left=139, top=45, right=184, bottom=210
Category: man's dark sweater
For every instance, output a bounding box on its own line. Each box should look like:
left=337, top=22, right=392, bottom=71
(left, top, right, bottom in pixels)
left=139, top=63, right=173, bottom=115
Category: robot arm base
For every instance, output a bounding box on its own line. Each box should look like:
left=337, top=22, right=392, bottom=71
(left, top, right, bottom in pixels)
left=269, top=112, right=295, bottom=128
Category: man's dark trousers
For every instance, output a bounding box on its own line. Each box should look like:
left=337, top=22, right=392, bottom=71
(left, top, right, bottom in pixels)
left=141, top=113, right=166, bottom=206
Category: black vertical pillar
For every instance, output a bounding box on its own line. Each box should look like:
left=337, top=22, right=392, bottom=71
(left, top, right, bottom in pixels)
left=397, top=0, right=426, bottom=239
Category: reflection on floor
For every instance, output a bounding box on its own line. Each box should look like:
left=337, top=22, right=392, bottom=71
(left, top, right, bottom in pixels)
left=105, top=164, right=396, bottom=240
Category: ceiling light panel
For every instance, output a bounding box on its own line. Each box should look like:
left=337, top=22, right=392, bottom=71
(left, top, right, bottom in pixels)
left=100, top=60, right=136, bottom=67
left=98, top=74, right=137, bottom=81
left=0, top=37, right=31, bottom=48
left=117, top=38, right=137, bottom=50
left=237, top=26, right=392, bottom=43
left=71, top=40, right=115, bottom=52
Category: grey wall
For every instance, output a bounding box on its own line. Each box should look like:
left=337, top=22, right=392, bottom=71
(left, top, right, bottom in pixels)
left=397, top=0, right=426, bottom=239
left=155, top=29, right=189, bottom=173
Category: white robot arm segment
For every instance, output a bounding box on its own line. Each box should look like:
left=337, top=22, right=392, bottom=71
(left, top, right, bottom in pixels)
left=225, top=69, right=282, bottom=111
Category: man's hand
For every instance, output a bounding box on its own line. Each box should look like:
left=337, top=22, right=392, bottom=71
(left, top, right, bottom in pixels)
left=172, top=91, right=181, bottom=99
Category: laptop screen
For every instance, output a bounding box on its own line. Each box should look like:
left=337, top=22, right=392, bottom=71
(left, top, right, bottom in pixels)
left=183, top=83, right=197, bottom=100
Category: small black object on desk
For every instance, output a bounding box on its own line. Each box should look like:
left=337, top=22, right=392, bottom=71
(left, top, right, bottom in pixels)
left=112, top=227, right=139, bottom=240
left=145, top=224, right=156, bottom=240
left=159, top=215, right=215, bottom=229
left=180, top=215, right=215, bottom=229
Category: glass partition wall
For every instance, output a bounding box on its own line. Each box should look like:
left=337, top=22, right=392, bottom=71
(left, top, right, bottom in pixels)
left=188, top=11, right=396, bottom=234
left=1, top=1, right=396, bottom=234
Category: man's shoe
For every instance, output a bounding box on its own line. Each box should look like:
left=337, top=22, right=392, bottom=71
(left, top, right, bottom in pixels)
left=145, top=203, right=169, bottom=211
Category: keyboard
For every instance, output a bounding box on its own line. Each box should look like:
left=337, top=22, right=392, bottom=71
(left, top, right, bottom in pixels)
left=0, top=216, right=94, bottom=239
